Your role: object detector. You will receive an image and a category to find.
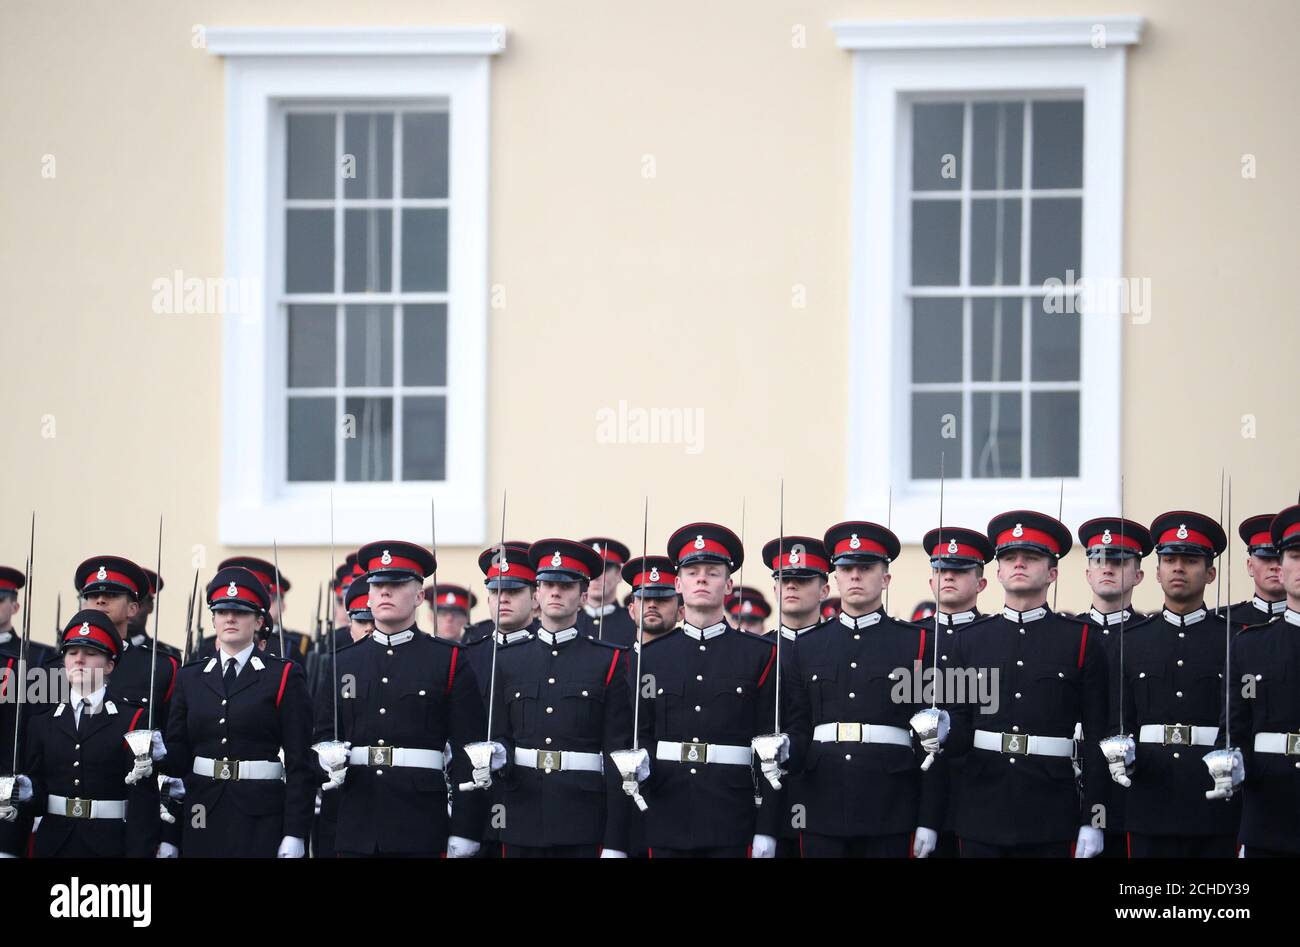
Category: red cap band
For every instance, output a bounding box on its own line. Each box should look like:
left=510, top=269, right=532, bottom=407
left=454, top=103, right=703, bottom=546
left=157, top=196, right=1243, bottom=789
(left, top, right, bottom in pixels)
left=62, top=623, right=119, bottom=657
left=434, top=591, right=470, bottom=610
left=1086, top=533, right=1143, bottom=553
left=365, top=553, right=425, bottom=575
left=0, top=579, right=16, bottom=591
left=537, top=554, right=593, bottom=578
left=833, top=537, right=888, bottom=557
left=931, top=542, right=986, bottom=559
left=82, top=570, right=141, bottom=595
left=210, top=584, right=263, bottom=608
left=631, top=570, right=676, bottom=587
left=1156, top=527, right=1214, bottom=549
left=995, top=527, right=1061, bottom=554
left=770, top=552, right=830, bottom=573
left=1283, top=522, right=1300, bottom=541
left=486, top=561, right=536, bottom=583
left=677, top=538, right=732, bottom=561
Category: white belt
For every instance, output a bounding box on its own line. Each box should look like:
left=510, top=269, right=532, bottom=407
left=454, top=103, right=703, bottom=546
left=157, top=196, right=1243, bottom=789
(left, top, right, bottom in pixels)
left=513, top=747, right=604, bottom=773
left=47, top=794, right=125, bottom=820
left=813, top=722, right=912, bottom=747
left=1138, top=724, right=1219, bottom=747
left=193, top=756, right=285, bottom=780
left=974, top=729, right=1074, bottom=758
left=656, top=740, right=751, bottom=766
left=1254, top=732, right=1300, bottom=755
left=348, top=746, right=444, bottom=770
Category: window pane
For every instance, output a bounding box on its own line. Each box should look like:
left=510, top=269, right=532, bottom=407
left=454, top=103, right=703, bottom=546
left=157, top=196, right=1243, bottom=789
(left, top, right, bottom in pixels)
left=910, top=200, right=961, bottom=286
left=911, top=392, right=962, bottom=479
left=403, top=396, right=447, bottom=481
left=403, top=112, right=450, bottom=199
left=403, top=304, right=447, bottom=386
left=1030, top=392, right=1080, bottom=476
left=344, top=208, right=393, bottom=293
left=344, top=396, right=392, bottom=481
left=972, top=391, right=1022, bottom=479
left=1029, top=198, right=1081, bottom=285
left=971, top=297, right=1022, bottom=382
left=287, top=305, right=336, bottom=387
left=287, top=397, right=335, bottom=482
left=343, top=113, right=394, bottom=200
left=344, top=305, right=393, bottom=387
left=1030, top=301, right=1081, bottom=381
left=911, top=298, right=962, bottom=383
left=970, top=198, right=1022, bottom=286
left=402, top=208, right=449, bottom=292
left=911, top=103, right=963, bottom=191
left=972, top=102, right=1023, bottom=190
left=286, top=114, right=335, bottom=200
left=1031, top=101, right=1083, bottom=189
left=285, top=209, right=334, bottom=293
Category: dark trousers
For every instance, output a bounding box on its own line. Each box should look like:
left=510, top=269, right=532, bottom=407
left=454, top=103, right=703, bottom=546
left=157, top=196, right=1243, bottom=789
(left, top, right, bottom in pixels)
left=337, top=851, right=437, bottom=858
left=959, top=838, right=1073, bottom=858
left=800, top=831, right=912, bottom=858
left=648, top=845, right=750, bottom=858
left=933, top=831, right=960, bottom=859
left=1127, top=833, right=1237, bottom=858
left=776, top=837, right=800, bottom=859
left=1244, top=845, right=1292, bottom=858
left=501, top=843, right=599, bottom=858
left=1099, top=829, right=1126, bottom=859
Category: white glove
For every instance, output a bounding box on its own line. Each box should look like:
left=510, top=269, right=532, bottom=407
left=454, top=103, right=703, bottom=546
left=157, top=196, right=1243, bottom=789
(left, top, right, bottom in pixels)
left=149, top=730, right=167, bottom=762
left=1239, top=845, right=1246, bottom=858
left=125, top=757, right=154, bottom=786
left=447, top=835, right=480, bottom=858
left=750, top=834, right=777, bottom=859
left=918, top=709, right=950, bottom=755
left=489, top=741, right=508, bottom=771
left=10, top=775, right=32, bottom=802
left=627, top=747, right=650, bottom=782
left=157, top=842, right=179, bottom=858
left=1074, top=825, right=1104, bottom=858
left=324, top=766, right=348, bottom=792
left=912, top=827, right=938, bottom=858
left=160, top=776, right=186, bottom=800
left=277, top=836, right=306, bottom=858
left=316, top=740, right=352, bottom=774
left=1204, top=748, right=1245, bottom=801
left=0, top=806, right=14, bottom=823
left=600, top=849, right=628, bottom=858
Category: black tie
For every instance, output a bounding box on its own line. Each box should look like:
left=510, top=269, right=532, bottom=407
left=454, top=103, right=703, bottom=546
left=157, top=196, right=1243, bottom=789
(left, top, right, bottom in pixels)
left=223, top=657, right=238, bottom=693
left=74, top=698, right=87, bottom=733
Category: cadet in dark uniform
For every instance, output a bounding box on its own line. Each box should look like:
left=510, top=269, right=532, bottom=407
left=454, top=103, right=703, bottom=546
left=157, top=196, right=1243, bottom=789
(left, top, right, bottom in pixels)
left=1071, top=516, right=1153, bottom=859
left=1, top=565, right=48, bottom=857
left=1103, top=512, right=1239, bottom=857
left=1221, top=513, right=1285, bottom=631
left=427, top=584, right=476, bottom=641
left=944, top=511, right=1108, bottom=857
left=219, top=557, right=311, bottom=667
left=629, top=523, right=785, bottom=858
left=921, top=525, right=994, bottom=859
left=15, top=610, right=161, bottom=857
left=128, top=569, right=182, bottom=661
left=480, top=539, right=633, bottom=857
left=1229, top=505, right=1300, bottom=857
left=464, top=541, right=533, bottom=644
left=780, top=523, right=941, bottom=857
left=313, top=540, right=487, bottom=857
left=727, top=587, right=771, bottom=635
left=162, top=567, right=314, bottom=857
left=72, top=557, right=178, bottom=731
left=576, top=537, right=638, bottom=646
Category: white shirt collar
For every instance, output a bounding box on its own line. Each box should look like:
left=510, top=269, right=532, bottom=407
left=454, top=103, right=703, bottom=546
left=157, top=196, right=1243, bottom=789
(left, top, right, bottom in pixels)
left=682, top=621, right=727, bottom=640
left=1087, top=606, right=1132, bottom=626
left=839, top=611, right=883, bottom=631
left=372, top=628, right=416, bottom=647
left=1002, top=605, right=1048, bottom=624
left=495, top=628, right=533, bottom=646
left=936, top=610, right=977, bottom=626
left=217, top=640, right=256, bottom=673
left=1162, top=607, right=1207, bottom=627
left=537, top=626, right=579, bottom=646
left=69, top=685, right=107, bottom=722
left=583, top=603, right=616, bottom=618
left=1284, top=608, right=1300, bottom=628
left=1253, top=595, right=1286, bottom=616
left=0, top=630, right=12, bottom=645
left=779, top=623, right=818, bottom=641
left=130, top=631, right=148, bottom=648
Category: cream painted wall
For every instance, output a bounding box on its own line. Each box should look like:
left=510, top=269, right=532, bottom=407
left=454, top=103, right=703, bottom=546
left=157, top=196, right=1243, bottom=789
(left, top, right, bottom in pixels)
left=1, top=0, right=1296, bottom=649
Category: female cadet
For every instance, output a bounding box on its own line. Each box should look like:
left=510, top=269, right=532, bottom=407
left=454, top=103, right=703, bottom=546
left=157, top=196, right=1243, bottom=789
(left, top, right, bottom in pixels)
left=162, top=566, right=314, bottom=857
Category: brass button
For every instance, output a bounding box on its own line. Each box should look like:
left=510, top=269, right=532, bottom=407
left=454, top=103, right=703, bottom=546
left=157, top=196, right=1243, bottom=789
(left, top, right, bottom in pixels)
left=545, top=737, right=552, bottom=745
left=582, top=690, right=589, bottom=697
left=1016, top=660, right=1023, bottom=667
left=376, top=769, right=383, bottom=775
left=694, top=705, right=702, bottom=712
left=418, top=689, right=426, bottom=696
left=1177, top=660, right=1184, bottom=667
left=548, top=678, right=555, bottom=684
left=699, top=645, right=706, bottom=652
left=844, top=754, right=852, bottom=761
left=379, top=708, right=386, bottom=714
left=221, top=738, right=228, bottom=744
left=546, top=707, right=554, bottom=714
left=378, top=740, right=385, bottom=746
left=219, top=718, right=225, bottom=725
left=387, top=649, right=394, bottom=655
left=849, top=692, right=856, bottom=699
left=696, top=674, right=703, bottom=681
left=382, top=677, right=388, bottom=684
left=850, top=662, right=857, bottom=669
left=689, top=768, right=697, bottom=774
left=1009, top=758, right=1017, bottom=764
left=1012, top=726, right=1020, bottom=732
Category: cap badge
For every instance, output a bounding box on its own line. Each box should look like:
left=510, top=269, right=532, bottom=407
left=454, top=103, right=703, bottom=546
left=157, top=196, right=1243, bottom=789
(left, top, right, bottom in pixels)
left=1176, top=524, right=1189, bottom=540
left=227, top=581, right=238, bottom=597
left=551, top=550, right=563, bottom=568
left=1101, top=529, right=1113, bottom=545
left=1012, top=524, right=1024, bottom=538
left=741, top=601, right=753, bottom=615
left=592, top=542, right=602, bottom=553
left=77, top=622, right=91, bottom=637
left=849, top=534, right=861, bottom=549
left=380, top=549, right=393, bottom=565
left=947, top=538, right=958, bottom=555
left=788, top=549, right=801, bottom=565
left=500, top=560, right=510, bottom=574
left=96, top=566, right=107, bottom=581
left=694, top=535, right=705, bottom=550
left=445, top=592, right=456, bottom=604
left=649, top=567, right=660, bottom=582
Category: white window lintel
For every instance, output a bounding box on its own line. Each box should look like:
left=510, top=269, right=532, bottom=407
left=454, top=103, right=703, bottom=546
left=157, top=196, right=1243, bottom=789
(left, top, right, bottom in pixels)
left=830, top=16, right=1144, bottom=51
left=206, top=26, right=507, bottom=58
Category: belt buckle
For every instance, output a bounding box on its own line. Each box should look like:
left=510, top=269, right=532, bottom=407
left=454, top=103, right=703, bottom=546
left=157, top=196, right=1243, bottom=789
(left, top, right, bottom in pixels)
left=368, top=746, right=393, bottom=766
left=680, top=741, right=707, bottom=763
left=1001, top=733, right=1029, bottom=755
left=1164, top=725, right=1192, bottom=746
left=837, top=722, right=863, bottom=743
left=1287, top=733, right=1300, bottom=756
left=214, top=758, right=239, bottom=780
left=65, top=797, right=90, bottom=819
left=537, top=749, right=560, bottom=773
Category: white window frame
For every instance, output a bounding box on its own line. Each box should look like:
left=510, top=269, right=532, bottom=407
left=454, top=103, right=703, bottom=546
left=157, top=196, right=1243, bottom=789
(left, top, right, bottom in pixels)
left=832, top=16, right=1143, bottom=543
left=208, top=27, right=505, bottom=546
